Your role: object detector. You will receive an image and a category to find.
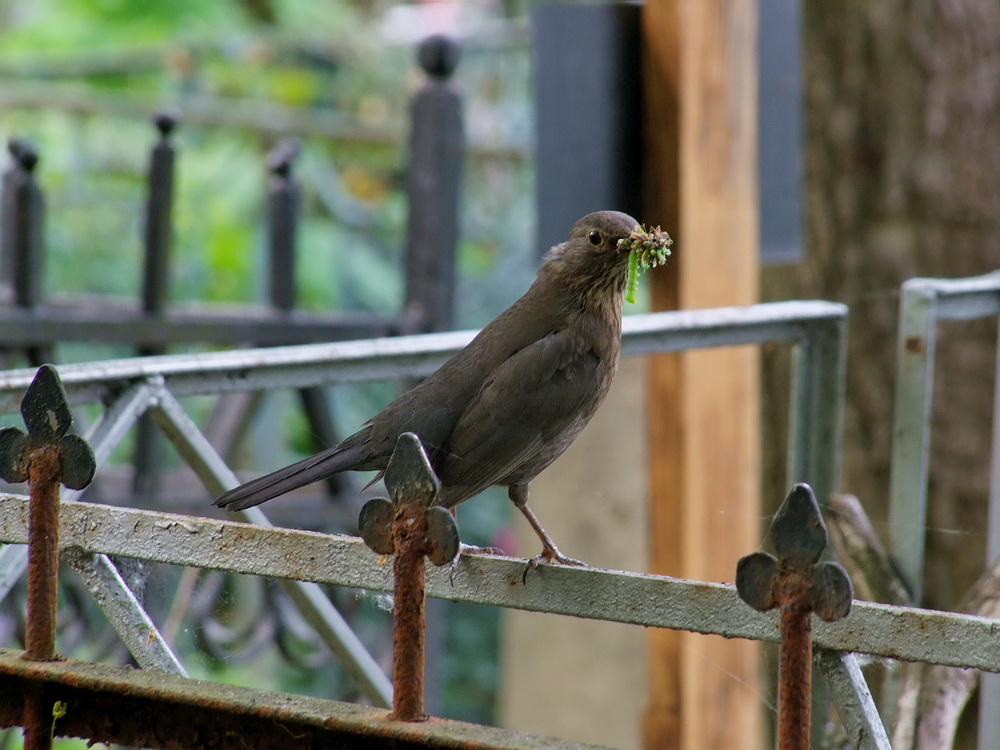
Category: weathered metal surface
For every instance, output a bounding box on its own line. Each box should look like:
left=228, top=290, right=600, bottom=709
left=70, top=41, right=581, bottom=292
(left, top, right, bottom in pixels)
left=0, top=303, right=848, bottom=543
left=815, top=649, right=892, bottom=750
left=388, top=437, right=434, bottom=722
left=63, top=547, right=186, bottom=676
left=0, top=302, right=845, bottom=407
left=266, top=138, right=300, bottom=313
left=0, top=381, right=154, bottom=609
left=21, top=447, right=61, bottom=664
left=889, top=272, right=1000, bottom=602
left=915, top=271, right=1000, bottom=321
left=0, top=366, right=96, bottom=663
left=0, top=366, right=97, bottom=750
left=2, top=495, right=999, bottom=674
left=620, top=300, right=846, bottom=356
left=0, top=648, right=606, bottom=750
left=0, top=301, right=851, bottom=745
left=787, top=307, right=846, bottom=506
left=737, top=485, right=853, bottom=749
left=148, top=386, right=395, bottom=707
left=886, top=272, right=1000, bottom=750
left=0, top=380, right=394, bottom=707
left=404, top=35, right=463, bottom=334
left=367, top=434, right=459, bottom=721
left=888, top=286, right=937, bottom=601
left=0, top=305, right=398, bottom=351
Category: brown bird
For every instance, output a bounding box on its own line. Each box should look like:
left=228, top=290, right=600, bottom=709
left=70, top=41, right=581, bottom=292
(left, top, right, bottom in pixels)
left=215, top=210, right=641, bottom=569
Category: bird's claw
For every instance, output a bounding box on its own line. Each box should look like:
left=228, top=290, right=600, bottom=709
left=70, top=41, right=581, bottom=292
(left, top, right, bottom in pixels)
left=522, top=546, right=587, bottom=584
left=448, top=542, right=507, bottom=585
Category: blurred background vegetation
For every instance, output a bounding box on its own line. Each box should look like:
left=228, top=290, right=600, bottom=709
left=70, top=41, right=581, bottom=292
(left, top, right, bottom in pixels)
left=0, top=1, right=542, bottom=744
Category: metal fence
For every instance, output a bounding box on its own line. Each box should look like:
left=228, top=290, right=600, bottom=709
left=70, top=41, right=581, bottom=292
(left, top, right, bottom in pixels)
left=0, top=34, right=465, bottom=517
left=0, top=36, right=465, bottom=352
left=888, top=271, right=1000, bottom=749
left=0, top=293, right=996, bottom=747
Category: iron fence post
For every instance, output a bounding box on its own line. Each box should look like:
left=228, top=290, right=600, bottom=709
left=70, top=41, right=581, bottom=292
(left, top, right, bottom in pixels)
left=1, top=139, right=48, bottom=366
left=788, top=312, right=846, bottom=505
left=141, top=112, right=177, bottom=319
left=888, top=284, right=937, bottom=602
left=264, top=137, right=351, bottom=496
left=403, top=35, right=463, bottom=334
left=134, top=112, right=178, bottom=499
left=266, top=138, right=300, bottom=313
left=358, top=433, right=458, bottom=721
left=0, top=365, right=95, bottom=750
left=737, top=484, right=853, bottom=750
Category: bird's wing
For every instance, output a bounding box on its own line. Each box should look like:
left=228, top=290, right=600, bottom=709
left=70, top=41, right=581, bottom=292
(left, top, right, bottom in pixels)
left=436, top=329, right=604, bottom=503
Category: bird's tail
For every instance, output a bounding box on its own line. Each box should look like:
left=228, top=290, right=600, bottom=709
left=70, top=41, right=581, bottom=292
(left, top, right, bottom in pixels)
left=214, top=440, right=370, bottom=512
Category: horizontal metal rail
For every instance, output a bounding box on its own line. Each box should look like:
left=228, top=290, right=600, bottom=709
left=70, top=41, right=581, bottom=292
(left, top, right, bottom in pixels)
left=0, top=648, right=590, bottom=750
left=0, top=82, right=530, bottom=160
left=0, top=301, right=846, bottom=509
left=0, top=301, right=846, bottom=408
left=907, top=272, right=1000, bottom=321
left=0, top=301, right=846, bottom=502
left=0, top=494, right=996, bottom=676
left=0, top=304, right=399, bottom=348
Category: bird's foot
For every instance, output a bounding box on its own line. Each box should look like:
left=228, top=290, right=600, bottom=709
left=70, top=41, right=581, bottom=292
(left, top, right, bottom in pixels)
left=448, top=542, right=507, bottom=584
left=459, top=542, right=506, bottom=556
left=522, top=545, right=587, bottom=584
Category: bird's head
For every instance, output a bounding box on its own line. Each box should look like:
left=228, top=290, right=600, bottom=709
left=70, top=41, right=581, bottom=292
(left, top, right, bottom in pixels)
left=542, top=210, right=641, bottom=306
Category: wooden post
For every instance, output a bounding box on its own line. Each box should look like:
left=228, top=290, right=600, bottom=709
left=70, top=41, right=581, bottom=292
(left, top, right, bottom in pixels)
left=642, top=2, right=762, bottom=749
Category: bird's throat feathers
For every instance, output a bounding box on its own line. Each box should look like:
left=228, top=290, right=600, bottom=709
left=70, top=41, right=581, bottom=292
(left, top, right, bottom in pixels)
left=539, top=240, right=628, bottom=321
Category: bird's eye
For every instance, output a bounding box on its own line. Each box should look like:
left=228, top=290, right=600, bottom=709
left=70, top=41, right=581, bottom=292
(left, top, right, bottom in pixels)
left=588, top=230, right=602, bottom=246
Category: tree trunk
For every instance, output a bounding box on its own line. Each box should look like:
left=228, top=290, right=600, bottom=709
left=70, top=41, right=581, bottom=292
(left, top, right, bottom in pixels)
left=765, top=2, right=1000, bottom=743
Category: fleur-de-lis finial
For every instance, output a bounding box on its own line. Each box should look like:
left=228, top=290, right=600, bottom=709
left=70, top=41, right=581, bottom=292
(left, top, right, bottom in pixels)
left=736, top=483, right=853, bottom=750
left=358, top=432, right=458, bottom=566
left=0, top=364, right=95, bottom=490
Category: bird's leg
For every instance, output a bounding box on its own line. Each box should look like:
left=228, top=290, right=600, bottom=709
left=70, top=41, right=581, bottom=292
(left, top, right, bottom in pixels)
left=508, top=484, right=586, bottom=581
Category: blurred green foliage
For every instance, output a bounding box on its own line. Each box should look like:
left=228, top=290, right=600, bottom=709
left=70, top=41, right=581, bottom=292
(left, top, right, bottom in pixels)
left=0, top=0, right=537, bottom=737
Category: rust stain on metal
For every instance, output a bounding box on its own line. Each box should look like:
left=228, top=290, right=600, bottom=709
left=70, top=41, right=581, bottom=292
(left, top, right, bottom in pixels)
left=0, top=366, right=97, bottom=750
left=358, top=433, right=458, bottom=724
left=736, top=484, right=853, bottom=750
left=905, top=336, right=924, bottom=353
left=24, top=446, right=61, bottom=662
left=20, top=687, right=50, bottom=750
left=777, top=585, right=812, bottom=750
left=1, top=647, right=595, bottom=749
left=391, top=504, right=429, bottom=722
